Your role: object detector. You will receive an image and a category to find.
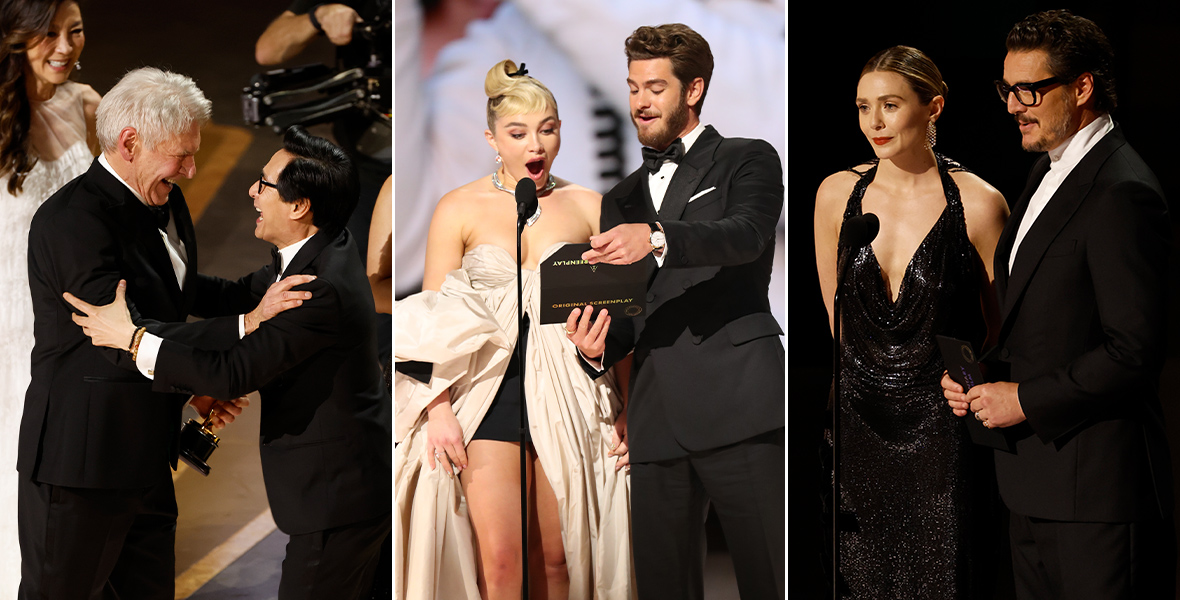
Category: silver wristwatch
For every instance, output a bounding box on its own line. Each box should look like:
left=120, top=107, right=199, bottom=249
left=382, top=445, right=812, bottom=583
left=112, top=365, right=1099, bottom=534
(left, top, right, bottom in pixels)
left=648, top=222, right=666, bottom=253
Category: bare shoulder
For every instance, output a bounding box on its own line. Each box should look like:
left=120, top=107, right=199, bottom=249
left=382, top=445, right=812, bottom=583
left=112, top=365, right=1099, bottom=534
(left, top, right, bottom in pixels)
left=433, top=178, right=487, bottom=220
left=815, top=169, right=860, bottom=213
left=951, top=171, right=1009, bottom=220
left=553, top=179, right=602, bottom=204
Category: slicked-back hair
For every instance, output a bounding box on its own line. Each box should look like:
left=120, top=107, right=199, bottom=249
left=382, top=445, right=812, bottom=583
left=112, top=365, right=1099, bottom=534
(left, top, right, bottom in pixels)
left=277, top=125, right=358, bottom=236
left=1006, top=9, right=1117, bottom=113
left=861, top=46, right=948, bottom=106
left=95, top=67, right=211, bottom=151
left=624, top=23, right=713, bottom=115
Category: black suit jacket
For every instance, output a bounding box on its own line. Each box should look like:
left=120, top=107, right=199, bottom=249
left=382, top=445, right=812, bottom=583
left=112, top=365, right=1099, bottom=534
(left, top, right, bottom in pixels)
left=20, top=159, right=202, bottom=488
left=596, top=125, right=784, bottom=462
left=150, top=229, right=391, bottom=535
left=991, top=124, right=1173, bottom=522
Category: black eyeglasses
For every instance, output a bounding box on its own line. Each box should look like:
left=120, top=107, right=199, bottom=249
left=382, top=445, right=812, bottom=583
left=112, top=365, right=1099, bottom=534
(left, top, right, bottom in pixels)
left=256, top=173, right=279, bottom=195
left=995, top=76, right=1065, bottom=106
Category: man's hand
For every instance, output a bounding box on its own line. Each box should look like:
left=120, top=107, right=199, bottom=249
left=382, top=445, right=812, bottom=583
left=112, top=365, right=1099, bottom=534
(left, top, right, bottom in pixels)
left=315, top=4, right=362, bottom=46
left=582, top=223, right=653, bottom=265
left=609, top=406, right=629, bottom=472
left=190, top=395, right=251, bottom=430
left=966, top=382, right=1025, bottom=429
left=63, top=279, right=137, bottom=350
left=244, top=274, right=316, bottom=335
left=565, top=305, right=610, bottom=360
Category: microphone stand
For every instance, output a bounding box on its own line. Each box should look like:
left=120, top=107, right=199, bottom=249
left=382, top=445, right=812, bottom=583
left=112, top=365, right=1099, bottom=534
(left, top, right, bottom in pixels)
left=514, top=180, right=537, bottom=600
left=830, top=214, right=878, bottom=600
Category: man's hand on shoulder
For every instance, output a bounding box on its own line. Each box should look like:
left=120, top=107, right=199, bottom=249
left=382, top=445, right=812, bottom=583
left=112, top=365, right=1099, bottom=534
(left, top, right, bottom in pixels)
left=582, top=223, right=652, bottom=265
left=244, top=274, right=317, bottom=335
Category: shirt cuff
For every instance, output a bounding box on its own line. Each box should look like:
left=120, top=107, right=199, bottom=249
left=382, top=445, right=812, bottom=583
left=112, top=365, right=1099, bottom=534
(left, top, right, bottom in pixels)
left=136, top=332, right=164, bottom=380
left=239, top=314, right=247, bottom=339
left=578, top=348, right=605, bottom=372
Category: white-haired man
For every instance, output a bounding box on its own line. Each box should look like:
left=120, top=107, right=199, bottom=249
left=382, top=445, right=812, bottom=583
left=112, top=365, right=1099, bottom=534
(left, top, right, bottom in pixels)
left=17, top=66, right=287, bottom=599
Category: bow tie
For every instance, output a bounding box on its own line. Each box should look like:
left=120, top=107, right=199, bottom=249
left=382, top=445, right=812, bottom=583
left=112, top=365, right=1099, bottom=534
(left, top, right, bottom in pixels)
left=149, top=205, right=170, bottom=230
left=270, top=247, right=284, bottom=280
left=641, top=140, right=685, bottom=174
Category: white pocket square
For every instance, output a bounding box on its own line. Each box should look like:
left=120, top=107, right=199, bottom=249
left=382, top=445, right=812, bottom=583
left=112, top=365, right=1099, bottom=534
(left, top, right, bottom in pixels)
left=688, top=187, right=716, bottom=202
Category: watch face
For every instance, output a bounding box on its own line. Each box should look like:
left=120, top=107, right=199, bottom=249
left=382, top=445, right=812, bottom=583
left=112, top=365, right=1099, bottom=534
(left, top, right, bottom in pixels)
left=650, top=231, right=666, bottom=249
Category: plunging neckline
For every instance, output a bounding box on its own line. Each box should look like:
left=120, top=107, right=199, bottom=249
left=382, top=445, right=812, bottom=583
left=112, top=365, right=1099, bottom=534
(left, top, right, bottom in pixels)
left=866, top=205, right=949, bottom=306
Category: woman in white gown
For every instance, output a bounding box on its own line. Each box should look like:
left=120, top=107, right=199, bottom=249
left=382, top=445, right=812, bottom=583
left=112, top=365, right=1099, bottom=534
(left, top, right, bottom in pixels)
left=0, top=0, right=99, bottom=596
left=394, top=60, right=633, bottom=600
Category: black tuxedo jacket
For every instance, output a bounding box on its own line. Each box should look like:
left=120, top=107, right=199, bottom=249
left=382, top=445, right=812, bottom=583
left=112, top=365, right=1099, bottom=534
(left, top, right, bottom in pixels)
left=596, top=125, right=784, bottom=462
left=20, top=159, right=203, bottom=488
left=150, top=229, right=391, bottom=535
left=991, top=124, right=1173, bottom=522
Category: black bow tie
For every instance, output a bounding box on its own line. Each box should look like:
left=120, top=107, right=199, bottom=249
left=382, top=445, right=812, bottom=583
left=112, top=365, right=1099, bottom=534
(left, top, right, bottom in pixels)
left=149, top=205, right=170, bottom=230
left=270, top=247, right=284, bottom=280
left=641, top=140, right=685, bottom=174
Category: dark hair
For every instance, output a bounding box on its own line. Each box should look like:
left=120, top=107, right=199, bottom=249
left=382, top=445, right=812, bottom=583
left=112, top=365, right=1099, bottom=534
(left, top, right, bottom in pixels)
left=277, top=125, right=358, bottom=237
left=1006, top=9, right=1117, bottom=112
left=624, top=23, right=713, bottom=114
left=0, top=0, right=68, bottom=195
left=861, top=46, right=947, bottom=105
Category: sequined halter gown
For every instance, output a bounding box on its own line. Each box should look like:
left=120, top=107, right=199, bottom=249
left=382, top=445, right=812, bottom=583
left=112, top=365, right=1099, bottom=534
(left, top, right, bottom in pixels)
left=837, top=155, right=991, bottom=598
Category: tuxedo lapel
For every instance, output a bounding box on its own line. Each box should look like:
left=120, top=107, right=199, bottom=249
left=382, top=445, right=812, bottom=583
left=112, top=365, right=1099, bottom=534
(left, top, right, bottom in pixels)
left=613, top=171, right=656, bottom=225
left=1000, top=127, right=1125, bottom=319
left=284, top=229, right=339, bottom=276
left=658, top=126, right=719, bottom=221
left=87, top=162, right=184, bottom=304
left=995, top=155, right=1050, bottom=304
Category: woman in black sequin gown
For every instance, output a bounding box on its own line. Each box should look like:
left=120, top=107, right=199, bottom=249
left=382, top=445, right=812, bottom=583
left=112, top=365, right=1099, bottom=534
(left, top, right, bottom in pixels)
left=814, top=46, right=1010, bottom=598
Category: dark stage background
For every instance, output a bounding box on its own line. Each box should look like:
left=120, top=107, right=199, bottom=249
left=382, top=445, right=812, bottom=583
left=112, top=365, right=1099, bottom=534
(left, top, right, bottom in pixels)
left=788, top=2, right=1180, bottom=597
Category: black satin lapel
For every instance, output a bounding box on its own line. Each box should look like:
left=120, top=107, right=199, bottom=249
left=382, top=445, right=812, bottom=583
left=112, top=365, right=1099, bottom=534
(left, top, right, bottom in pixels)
left=618, top=176, right=656, bottom=224
left=284, top=229, right=340, bottom=276
left=995, top=156, right=1050, bottom=303
left=658, top=128, right=719, bottom=220
left=1002, top=179, right=1092, bottom=317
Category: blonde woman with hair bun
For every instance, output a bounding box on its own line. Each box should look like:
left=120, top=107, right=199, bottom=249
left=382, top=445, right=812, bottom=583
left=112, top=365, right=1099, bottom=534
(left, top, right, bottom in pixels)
left=394, top=59, right=635, bottom=600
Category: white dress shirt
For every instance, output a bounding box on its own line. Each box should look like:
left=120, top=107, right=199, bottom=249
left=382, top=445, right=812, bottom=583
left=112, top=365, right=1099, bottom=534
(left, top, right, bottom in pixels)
left=1008, top=113, right=1114, bottom=273
left=647, top=122, right=706, bottom=267
left=99, top=153, right=188, bottom=288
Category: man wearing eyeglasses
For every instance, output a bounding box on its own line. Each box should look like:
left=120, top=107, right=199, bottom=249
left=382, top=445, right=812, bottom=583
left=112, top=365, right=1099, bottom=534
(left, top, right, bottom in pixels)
left=64, top=125, right=392, bottom=599
left=942, top=9, right=1175, bottom=598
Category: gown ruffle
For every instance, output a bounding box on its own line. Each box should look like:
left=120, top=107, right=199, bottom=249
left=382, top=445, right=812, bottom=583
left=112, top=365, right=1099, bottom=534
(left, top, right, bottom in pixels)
left=394, top=243, right=634, bottom=600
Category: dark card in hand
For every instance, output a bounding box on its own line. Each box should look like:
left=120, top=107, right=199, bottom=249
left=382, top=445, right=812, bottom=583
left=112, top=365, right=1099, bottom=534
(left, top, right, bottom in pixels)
left=936, top=335, right=1014, bottom=452
left=538, top=244, right=647, bottom=324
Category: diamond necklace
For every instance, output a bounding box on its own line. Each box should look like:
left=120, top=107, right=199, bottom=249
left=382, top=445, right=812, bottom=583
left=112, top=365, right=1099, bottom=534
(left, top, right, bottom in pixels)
left=491, top=170, right=555, bottom=227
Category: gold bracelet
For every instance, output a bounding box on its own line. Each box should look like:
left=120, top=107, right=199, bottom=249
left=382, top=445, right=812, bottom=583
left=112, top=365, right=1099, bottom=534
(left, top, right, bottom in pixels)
left=129, top=327, right=146, bottom=362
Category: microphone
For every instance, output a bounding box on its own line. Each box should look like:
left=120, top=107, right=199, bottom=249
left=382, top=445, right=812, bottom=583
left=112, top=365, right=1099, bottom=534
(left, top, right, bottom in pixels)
left=515, top=178, right=538, bottom=227
left=840, top=213, right=879, bottom=248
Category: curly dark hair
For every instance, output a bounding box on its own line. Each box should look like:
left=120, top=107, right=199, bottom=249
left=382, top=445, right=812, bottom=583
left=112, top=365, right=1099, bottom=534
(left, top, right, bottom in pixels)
left=0, top=0, right=70, bottom=195
left=624, top=23, right=714, bottom=115
left=1006, top=9, right=1117, bottom=113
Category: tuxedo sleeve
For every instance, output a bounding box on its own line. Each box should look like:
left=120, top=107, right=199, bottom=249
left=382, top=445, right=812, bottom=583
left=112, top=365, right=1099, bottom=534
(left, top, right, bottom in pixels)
left=188, top=269, right=267, bottom=319
left=1018, top=178, right=1170, bottom=442
left=149, top=277, right=337, bottom=399
left=35, top=205, right=139, bottom=371
left=660, top=140, right=782, bottom=269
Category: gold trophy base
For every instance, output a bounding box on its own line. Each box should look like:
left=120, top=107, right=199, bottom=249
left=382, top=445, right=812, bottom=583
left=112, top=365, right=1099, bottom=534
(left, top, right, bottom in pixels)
left=178, top=418, right=219, bottom=476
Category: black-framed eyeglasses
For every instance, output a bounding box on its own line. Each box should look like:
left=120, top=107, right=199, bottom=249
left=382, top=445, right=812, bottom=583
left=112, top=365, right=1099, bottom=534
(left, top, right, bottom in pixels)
left=995, top=76, right=1065, bottom=106
left=256, top=173, right=279, bottom=195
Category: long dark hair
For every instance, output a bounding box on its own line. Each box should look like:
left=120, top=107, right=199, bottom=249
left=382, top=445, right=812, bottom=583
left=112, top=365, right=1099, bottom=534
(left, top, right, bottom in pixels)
left=0, top=0, right=68, bottom=195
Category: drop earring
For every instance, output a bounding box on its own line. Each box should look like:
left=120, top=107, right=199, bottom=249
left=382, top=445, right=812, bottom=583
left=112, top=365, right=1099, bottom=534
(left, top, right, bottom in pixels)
left=73, top=60, right=81, bottom=71
left=926, top=121, right=937, bottom=149
left=495, top=154, right=502, bottom=164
